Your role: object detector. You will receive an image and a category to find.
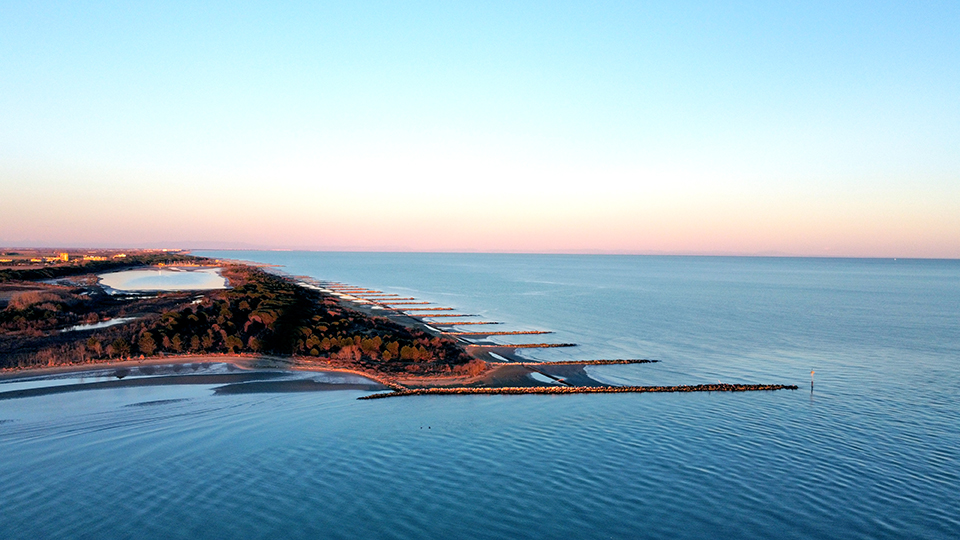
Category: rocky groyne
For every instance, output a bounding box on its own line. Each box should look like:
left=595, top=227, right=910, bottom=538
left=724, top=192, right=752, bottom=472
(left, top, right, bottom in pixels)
left=358, top=383, right=799, bottom=399
left=470, top=343, right=577, bottom=348
left=443, top=330, right=553, bottom=336
left=429, top=321, right=502, bottom=325
left=512, top=359, right=659, bottom=366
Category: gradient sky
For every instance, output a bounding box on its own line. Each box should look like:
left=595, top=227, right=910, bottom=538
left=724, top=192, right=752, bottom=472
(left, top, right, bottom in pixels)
left=2, top=1, right=958, bottom=257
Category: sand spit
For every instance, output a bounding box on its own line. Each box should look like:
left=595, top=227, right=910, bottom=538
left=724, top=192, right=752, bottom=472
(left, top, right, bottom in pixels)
left=358, top=383, right=799, bottom=400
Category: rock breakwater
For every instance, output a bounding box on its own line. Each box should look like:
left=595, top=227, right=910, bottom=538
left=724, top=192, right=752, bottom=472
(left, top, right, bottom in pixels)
left=358, top=383, right=799, bottom=399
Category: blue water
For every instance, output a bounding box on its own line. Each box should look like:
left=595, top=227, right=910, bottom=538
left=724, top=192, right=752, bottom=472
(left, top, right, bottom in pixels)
left=2, top=253, right=958, bottom=539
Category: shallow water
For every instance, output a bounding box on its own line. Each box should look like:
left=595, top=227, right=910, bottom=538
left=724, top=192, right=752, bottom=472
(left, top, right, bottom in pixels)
left=98, top=267, right=226, bottom=292
left=61, top=316, right=138, bottom=333
left=2, top=253, right=958, bottom=539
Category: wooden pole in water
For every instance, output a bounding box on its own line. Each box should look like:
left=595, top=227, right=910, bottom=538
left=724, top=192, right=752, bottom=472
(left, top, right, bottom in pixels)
left=811, top=370, right=815, bottom=392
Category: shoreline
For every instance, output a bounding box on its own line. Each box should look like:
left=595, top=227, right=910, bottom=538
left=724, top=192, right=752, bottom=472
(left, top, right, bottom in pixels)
left=0, top=354, right=646, bottom=393
left=0, top=355, right=277, bottom=381
left=0, top=354, right=388, bottom=386
left=0, top=349, right=803, bottom=403
left=0, top=354, right=397, bottom=400
left=2, top=261, right=800, bottom=399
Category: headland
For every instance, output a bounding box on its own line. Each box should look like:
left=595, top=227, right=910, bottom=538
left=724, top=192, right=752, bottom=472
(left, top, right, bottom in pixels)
left=0, top=249, right=798, bottom=398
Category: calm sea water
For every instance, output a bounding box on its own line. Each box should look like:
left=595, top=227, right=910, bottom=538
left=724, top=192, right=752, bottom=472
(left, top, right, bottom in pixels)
left=2, top=253, right=958, bottom=539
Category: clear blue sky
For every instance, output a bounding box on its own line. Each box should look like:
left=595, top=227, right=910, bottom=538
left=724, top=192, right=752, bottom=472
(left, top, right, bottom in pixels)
left=2, top=1, right=958, bottom=256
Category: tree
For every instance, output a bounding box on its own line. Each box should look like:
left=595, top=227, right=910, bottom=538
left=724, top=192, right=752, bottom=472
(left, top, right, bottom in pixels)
left=361, top=337, right=381, bottom=355
left=86, top=336, right=103, bottom=357
left=333, top=345, right=360, bottom=363
left=109, top=338, right=130, bottom=358
left=224, top=335, right=243, bottom=353
left=138, top=332, right=157, bottom=356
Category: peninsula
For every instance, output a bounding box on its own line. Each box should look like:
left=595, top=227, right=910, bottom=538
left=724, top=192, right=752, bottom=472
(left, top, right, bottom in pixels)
left=0, top=249, right=797, bottom=397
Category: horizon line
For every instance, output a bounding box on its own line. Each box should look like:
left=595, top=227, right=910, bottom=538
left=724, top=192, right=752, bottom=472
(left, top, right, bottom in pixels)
left=2, top=245, right=957, bottom=261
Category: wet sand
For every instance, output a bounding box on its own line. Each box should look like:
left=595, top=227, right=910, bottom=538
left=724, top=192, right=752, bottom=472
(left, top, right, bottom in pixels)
left=0, top=371, right=288, bottom=401
left=214, top=379, right=385, bottom=394
left=0, top=355, right=281, bottom=381
left=0, top=355, right=389, bottom=400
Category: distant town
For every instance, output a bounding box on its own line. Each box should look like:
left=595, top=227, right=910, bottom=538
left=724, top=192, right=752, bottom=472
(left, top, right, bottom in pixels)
left=0, top=248, right=186, bottom=267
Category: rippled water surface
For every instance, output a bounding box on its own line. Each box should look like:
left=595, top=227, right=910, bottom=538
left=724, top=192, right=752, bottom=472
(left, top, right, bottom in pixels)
left=2, top=253, right=958, bottom=539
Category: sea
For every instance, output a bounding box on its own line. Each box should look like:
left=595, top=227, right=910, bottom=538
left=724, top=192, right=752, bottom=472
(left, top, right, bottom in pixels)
left=1, top=252, right=957, bottom=540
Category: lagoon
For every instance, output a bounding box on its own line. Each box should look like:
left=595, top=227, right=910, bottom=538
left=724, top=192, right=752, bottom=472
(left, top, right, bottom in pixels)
left=98, top=267, right=227, bottom=292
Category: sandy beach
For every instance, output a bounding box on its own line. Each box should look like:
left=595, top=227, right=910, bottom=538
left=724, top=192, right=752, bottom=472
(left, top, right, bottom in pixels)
left=0, top=354, right=392, bottom=400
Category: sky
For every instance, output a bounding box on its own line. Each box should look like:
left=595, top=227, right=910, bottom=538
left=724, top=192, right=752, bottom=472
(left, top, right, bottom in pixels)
left=2, top=1, right=958, bottom=257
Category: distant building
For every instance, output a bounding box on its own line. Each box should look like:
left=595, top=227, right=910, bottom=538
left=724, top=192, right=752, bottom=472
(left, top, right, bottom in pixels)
left=59, top=252, right=69, bottom=262
left=113, top=253, right=127, bottom=258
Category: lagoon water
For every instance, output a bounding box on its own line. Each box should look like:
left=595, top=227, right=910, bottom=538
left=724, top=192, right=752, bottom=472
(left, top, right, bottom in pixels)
left=2, top=252, right=958, bottom=539
left=98, top=267, right=226, bottom=292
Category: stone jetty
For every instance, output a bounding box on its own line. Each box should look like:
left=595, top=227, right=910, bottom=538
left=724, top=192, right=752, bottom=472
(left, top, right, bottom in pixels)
left=471, top=343, right=577, bottom=349
left=442, top=330, right=554, bottom=336
left=428, top=321, right=502, bottom=325
left=512, top=359, right=658, bottom=366
left=336, top=289, right=380, bottom=294
left=299, top=278, right=800, bottom=402
left=358, top=383, right=799, bottom=400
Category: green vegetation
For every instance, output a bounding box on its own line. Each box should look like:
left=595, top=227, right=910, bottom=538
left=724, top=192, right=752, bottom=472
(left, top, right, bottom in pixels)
left=127, top=265, right=474, bottom=375
left=0, top=289, right=90, bottom=334
left=1, top=260, right=480, bottom=377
